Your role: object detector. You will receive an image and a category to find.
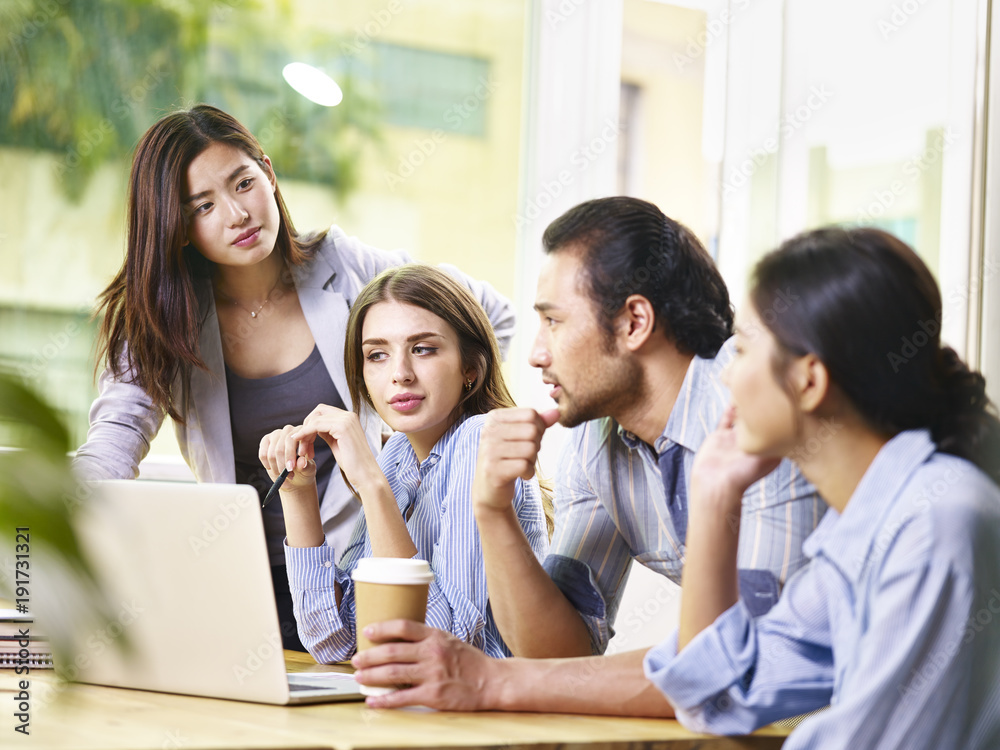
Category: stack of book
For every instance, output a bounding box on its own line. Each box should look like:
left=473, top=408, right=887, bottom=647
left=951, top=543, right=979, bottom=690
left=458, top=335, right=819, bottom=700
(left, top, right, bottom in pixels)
left=0, top=608, right=53, bottom=669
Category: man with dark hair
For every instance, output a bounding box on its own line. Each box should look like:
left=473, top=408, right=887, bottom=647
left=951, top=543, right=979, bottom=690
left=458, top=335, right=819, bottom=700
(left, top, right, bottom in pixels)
left=351, top=197, right=822, bottom=716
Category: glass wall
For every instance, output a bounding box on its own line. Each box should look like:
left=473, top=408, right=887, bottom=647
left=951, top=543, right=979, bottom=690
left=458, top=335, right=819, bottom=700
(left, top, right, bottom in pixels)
left=713, top=0, right=983, bottom=360
left=0, top=0, right=528, bottom=459
left=602, top=0, right=991, bottom=654
left=1, top=0, right=994, bottom=454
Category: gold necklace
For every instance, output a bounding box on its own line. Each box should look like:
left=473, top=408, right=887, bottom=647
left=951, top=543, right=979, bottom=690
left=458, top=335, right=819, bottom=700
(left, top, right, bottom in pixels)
left=218, top=276, right=283, bottom=319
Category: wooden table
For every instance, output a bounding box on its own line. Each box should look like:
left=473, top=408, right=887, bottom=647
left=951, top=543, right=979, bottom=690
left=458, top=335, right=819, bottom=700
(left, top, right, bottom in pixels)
left=1, top=652, right=789, bottom=749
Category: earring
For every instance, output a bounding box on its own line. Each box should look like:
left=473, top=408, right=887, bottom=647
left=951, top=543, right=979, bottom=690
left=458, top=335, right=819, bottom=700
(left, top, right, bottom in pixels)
left=465, top=379, right=473, bottom=392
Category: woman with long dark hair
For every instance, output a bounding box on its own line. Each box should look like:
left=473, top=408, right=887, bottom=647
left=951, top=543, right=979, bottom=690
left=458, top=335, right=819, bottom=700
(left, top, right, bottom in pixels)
left=73, top=105, right=514, bottom=650
left=258, top=265, right=550, bottom=662
left=647, top=227, right=1000, bottom=748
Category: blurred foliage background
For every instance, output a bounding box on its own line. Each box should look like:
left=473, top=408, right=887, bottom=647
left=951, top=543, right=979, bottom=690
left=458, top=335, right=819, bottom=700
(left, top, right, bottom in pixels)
left=0, top=0, right=523, bottom=457
left=0, top=0, right=389, bottom=636
left=0, top=0, right=383, bottom=201
left=0, top=370, right=117, bottom=665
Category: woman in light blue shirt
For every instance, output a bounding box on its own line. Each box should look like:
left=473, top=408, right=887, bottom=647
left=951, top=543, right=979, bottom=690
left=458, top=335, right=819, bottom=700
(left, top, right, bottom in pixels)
left=646, top=227, right=1000, bottom=749
left=259, top=265, right=550, bottom=662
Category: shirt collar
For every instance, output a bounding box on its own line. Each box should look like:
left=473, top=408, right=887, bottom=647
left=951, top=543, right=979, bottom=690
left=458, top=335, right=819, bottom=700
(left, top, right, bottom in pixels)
left=802, top=429, right=936, bottom=583
left=617, top=339, right=735, bottom=455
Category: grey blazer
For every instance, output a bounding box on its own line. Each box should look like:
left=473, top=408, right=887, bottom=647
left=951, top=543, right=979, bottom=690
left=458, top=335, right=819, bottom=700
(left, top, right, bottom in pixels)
left=74, top=225, right=516, bottom=559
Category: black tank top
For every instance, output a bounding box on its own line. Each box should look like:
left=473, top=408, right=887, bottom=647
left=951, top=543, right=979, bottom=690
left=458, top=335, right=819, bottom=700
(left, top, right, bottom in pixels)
left=226, top=345, right=346, bottom=565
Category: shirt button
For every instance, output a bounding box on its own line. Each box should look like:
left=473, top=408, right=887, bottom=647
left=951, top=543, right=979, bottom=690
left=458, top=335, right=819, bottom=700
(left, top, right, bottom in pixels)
left=323, top=561, right=332, bottom=568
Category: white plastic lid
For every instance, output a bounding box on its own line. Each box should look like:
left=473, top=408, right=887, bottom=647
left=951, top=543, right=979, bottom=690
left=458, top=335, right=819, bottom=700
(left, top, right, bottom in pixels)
left=351, top=557, right=435, bottom=584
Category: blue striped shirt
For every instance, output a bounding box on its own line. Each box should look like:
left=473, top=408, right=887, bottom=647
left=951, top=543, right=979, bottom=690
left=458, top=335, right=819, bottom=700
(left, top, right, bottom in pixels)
left=645, top=429, right=1000, bottom=749
left=543, top=338, right=824, bottom=652
left=284, top=413, right=548, bottom=662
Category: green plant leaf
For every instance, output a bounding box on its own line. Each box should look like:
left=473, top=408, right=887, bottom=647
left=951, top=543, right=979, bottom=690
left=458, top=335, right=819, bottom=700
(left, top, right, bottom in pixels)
left=0, top=373, right=123, bottom=667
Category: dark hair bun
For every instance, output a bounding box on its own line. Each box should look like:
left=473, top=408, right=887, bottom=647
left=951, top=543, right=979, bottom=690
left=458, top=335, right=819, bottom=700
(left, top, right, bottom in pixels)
left=934, top=347, right=1000, bottom=484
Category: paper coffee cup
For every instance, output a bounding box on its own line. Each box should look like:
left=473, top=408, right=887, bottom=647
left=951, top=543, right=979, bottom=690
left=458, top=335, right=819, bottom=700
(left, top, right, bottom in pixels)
left=352, top=558, right=434, bottom=696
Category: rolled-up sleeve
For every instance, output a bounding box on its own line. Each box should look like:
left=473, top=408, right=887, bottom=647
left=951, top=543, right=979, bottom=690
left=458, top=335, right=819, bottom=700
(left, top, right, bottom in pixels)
left=285, top=541, right=357, bottom=663
left=644, top=568, right=834, bottom=736
left=546, top=433, right=634, bottom=654
left=542, top=554, right=609, bottom=654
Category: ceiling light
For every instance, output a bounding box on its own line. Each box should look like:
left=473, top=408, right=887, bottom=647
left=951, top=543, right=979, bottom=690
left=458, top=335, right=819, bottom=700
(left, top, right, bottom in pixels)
left=282, top=62, right=343, bottom=107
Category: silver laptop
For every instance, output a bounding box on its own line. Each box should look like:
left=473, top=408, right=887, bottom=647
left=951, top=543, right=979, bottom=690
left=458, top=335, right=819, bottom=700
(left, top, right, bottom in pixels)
left=53, top=479, right=365, bottom=705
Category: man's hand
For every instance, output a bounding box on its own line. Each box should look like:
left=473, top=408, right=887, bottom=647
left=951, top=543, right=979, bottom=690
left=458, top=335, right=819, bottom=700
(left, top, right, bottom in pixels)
left=351, top=620, right=502, bottom=710
left=467, top=406, right=591, bottom=658
left=473, top=408, right=559, bottom=514
left=352, top=621, right=677, bottom=717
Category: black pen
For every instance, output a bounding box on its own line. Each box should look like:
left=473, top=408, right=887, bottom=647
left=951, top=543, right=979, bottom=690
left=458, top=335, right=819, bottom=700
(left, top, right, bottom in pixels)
left=261, top=467, right=289, bottom=509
